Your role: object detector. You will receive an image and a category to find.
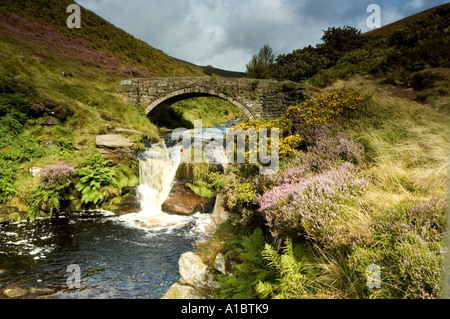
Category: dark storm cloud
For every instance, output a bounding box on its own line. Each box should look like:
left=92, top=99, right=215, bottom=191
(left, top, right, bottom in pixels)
left=77, top=0, right=449, bottom=71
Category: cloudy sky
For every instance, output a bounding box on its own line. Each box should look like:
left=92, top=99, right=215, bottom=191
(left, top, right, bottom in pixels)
left=76, top=0, right=449, bottom=72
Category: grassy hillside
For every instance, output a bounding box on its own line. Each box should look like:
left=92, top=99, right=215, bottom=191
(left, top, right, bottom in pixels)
left=195, top=75, right=449, bottom=299
left=193, top=5, right=450, bottom=299
left=308, top=3, right=450, bottom=89
left=0, top=0, right=213, bottom=220
left=363, top=4, right=445, bottom=37
left=0, top=0, right=204, bottom=77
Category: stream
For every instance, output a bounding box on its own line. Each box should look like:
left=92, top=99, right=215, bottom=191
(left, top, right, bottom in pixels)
left=0, top=119, right=242, bottom=299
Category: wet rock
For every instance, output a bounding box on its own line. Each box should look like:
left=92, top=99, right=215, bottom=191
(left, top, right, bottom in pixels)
left=178, top=252, right=218, bottom=290
left=29, top=287, right=56, bottom=295
left=0, top=206, right=22, bottom=215
left=41, top=116, right=61, bottom=126
left=175, top=163, right=195, bottom=182
left=162, top=185, right=214, bottom=216
left=96, top=134, right=134, bottom=149
left=0, top=206, right=24, bottom=223
left=116, top=192, right=141, bottom=215
left=2, top=287, right=28, bottom=298
left=162, top=282, right=204, bottom=299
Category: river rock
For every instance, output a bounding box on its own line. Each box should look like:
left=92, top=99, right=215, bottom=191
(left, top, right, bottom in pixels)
left=29, top=287, right=56, bottom=295
left=116, top=192, right=141, bottom=215
left=162, top=185, right=214, bottom=216
left=96, top=134, right=134, bottom=149
left=178, top=252, right=218, bottom=290
left=2, top=287, right=28, bottom=298
left=175, top=163, right=195, bottom=182
left=0, top=206, right=23, bottom=223
left=162, top=282, right=204, bottom=299
left=213, top=253, right=237, bottom=276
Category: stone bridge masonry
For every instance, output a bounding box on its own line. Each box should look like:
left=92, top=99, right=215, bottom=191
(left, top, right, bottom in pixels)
left=119, top=77, right=306, bottom=121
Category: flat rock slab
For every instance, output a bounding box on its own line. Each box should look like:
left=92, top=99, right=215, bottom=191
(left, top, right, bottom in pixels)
left=96, top=134, right=134, bottom=149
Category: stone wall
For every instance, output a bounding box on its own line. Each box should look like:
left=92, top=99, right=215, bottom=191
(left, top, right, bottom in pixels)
left=120, top=77, right=305, bottom=120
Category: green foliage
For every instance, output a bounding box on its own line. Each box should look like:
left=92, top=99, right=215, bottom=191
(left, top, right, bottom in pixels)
left=0, top=93, right=47, bottom=203
left=274, top=46, right=329, bottom=82
left=27, top=164, right=75, bottom=219
left=0, top=162, right=17, bottom=203
left=75, top=153, right=117, bottom=208
left=219, top=228, right=276, bottom=299
left=28, top=186, right=66, bottom=219
left=186, top=161, right=225, bottom=199
left=246, top=45, right=275, bottom=79
left=114, top=163, right=139, bottom=191
left=318, top=26, right=364, bottom=65
left=256, top=238, right=320, bottom=299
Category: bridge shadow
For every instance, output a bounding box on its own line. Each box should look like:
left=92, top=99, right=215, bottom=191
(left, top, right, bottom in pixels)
left=155, top=106, right=195, bottom=130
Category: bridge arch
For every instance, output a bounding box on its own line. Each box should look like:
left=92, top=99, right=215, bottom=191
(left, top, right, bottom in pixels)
left=144, top=87, right=256, bottom=121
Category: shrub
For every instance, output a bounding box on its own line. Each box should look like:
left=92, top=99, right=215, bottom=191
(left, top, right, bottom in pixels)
left=0, top=162, right=17, bottom=203
left=229, top=117, right=303, bottom=162
left=302, top=125, right=365, bottom=172
left=40, top=164, right=75, bottom=189
left=75, top=153, right=117, bottom=208
left=286, top=89, right=371, bottom=139
left=258, top=162, right=368, bottom=243
left=28, top=164, right=75, bottom=219
left=348, top=197, right=446, bottom=299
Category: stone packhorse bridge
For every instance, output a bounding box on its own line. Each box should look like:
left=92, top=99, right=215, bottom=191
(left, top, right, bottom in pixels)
left=120, top=77, right=305, bottom=120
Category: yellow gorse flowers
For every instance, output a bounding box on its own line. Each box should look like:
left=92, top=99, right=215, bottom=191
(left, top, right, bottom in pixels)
left=287, top=89, right=370, bottom=128
left=229, top=118, right=303, bottom=160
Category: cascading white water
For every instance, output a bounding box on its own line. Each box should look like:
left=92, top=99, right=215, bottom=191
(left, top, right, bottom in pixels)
left=138, top=142, right=182, bottom=211
left=118, top=121, right=241, bottom=234
left=117, top=142, right=193, bottom=232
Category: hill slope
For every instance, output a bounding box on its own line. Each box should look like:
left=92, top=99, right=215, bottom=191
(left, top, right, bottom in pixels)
left=0, top=0, right=207, bottom=217
left=0, top=0, right=203, bottom=78
left=363, top=4, right=446, bottom=37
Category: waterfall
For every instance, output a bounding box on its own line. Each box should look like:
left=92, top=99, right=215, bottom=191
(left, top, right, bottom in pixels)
left=138, top=142, right=182, bottom=212
left=117, top=141, right=192, bottom=232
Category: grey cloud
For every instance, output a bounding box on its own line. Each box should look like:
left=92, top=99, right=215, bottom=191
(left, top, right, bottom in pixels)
left=77, top=0, right=449, bottom=71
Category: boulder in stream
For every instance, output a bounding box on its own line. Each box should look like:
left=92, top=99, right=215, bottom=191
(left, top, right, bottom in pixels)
left=2, top=287, right=28, bottom=298
left=162, top=185, right=215, bottom=216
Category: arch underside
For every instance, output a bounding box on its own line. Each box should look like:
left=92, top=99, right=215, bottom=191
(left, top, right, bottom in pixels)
left=145, top=89, right=256, bottom=121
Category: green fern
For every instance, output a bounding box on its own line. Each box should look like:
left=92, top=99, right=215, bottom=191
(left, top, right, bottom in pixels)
left=75, top=153, right=117, bottom=208
left=219, top=228, right=276, bottom=299
left=256, top=238, right=320, bottom=299
left=28, top=185, right=70, bottom=220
